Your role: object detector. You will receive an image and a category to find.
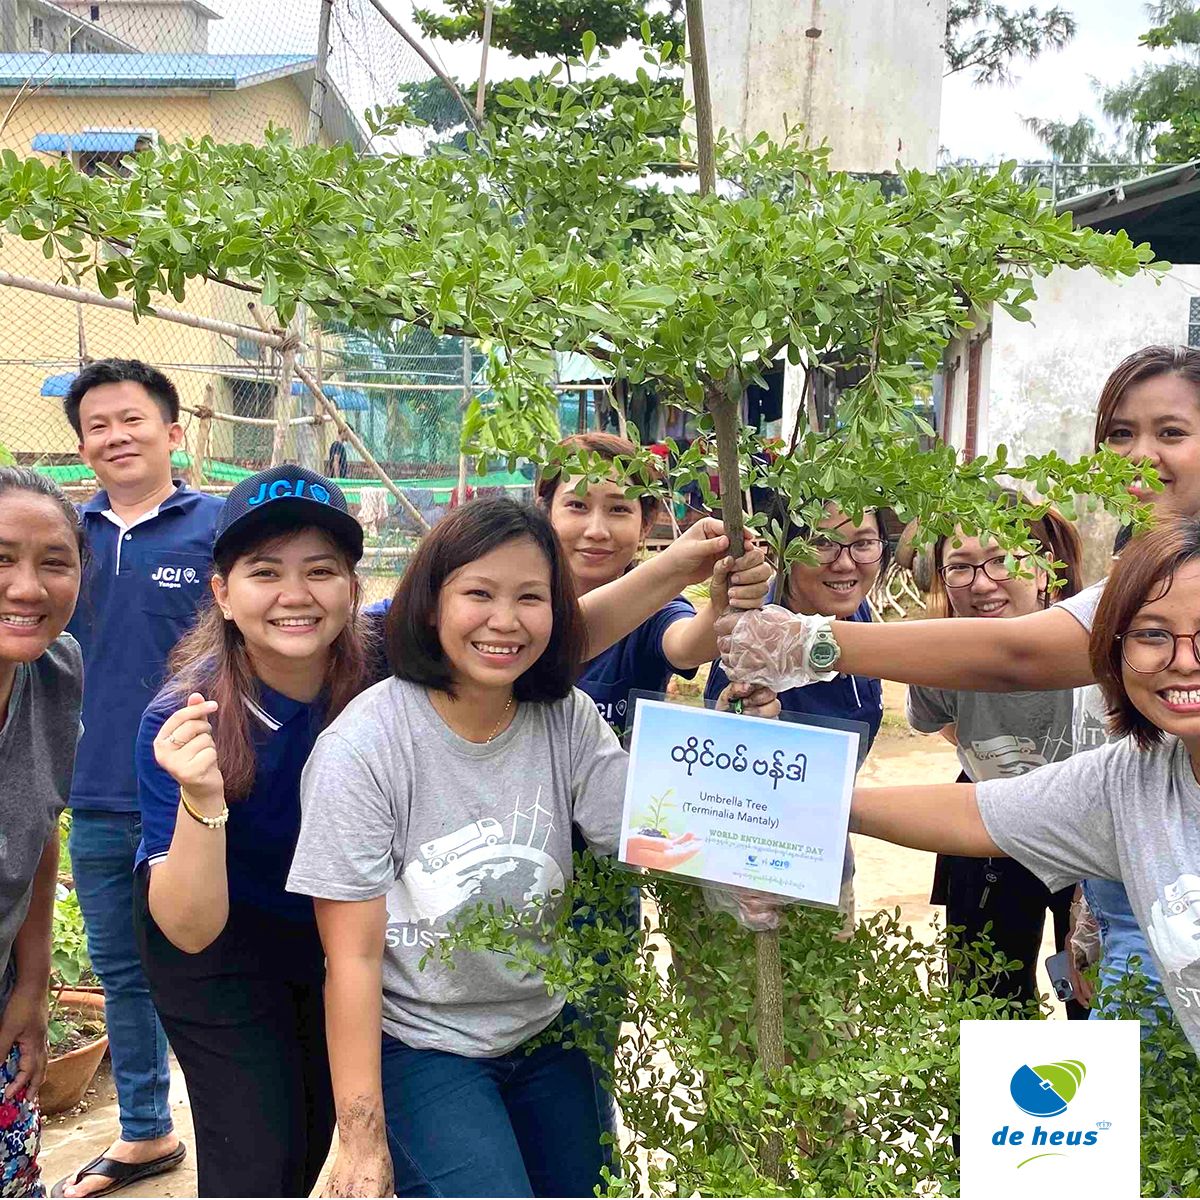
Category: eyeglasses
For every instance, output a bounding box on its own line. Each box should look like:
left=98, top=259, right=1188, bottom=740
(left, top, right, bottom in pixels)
left=1117, top=628, right=1200, bottom=674
left=811, top=537, right=885, bottom=566
left=938, top=554, right=1029, bottom=589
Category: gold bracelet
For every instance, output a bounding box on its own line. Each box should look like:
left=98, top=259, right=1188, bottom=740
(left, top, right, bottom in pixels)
left=180, top=788, right=229, bottom=830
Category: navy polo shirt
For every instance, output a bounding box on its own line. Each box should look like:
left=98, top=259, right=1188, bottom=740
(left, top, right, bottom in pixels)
left=67, top=483, right=221, bottom=812
left=705, top=599, right=883, bottom=768
left=135, top=682, right=324, bottom=923
left=577, top=596, right=697, bottom=737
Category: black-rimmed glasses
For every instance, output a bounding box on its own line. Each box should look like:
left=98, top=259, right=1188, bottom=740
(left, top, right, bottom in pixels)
left=938, top=554, right=1029, bottom=589
left=1117, top=628, right=1200, bottom=674
left=811, top=537, right=885, bottom=566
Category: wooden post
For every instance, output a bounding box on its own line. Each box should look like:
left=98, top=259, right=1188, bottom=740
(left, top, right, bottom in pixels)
left=190, top=383, right=214, bottom=488
left=270, top=340, right=298, bottom=467
left=688, top=1, right=786, bottom=1184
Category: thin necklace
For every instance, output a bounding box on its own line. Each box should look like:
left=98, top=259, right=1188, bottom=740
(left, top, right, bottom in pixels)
left=486, top=695, right=515, bottom=743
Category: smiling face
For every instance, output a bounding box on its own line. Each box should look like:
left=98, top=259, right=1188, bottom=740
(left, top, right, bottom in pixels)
left=213, top=527, right=354, bottom=676
left=435, top=536, right=554, bottom=694
left=940, top=532, right=1048, bottom=619
left=1104, top=372, right=1200, bottom=519
left=0, top=491, right=81, bottom=664
left=547, top=476, right=650, bottom=593
left=1120, top=560, right=1200, bottom=741
left=785, top=505, right=884, bottom=618
left=77, top=380, right=182, bottom=495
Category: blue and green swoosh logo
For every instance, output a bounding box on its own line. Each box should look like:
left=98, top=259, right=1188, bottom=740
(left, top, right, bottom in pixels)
left=1009, top=1059, right=1086, bottom=1117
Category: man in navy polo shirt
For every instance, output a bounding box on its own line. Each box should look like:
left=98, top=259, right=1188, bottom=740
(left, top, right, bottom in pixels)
left=55, top=360, right=220, bottom=1199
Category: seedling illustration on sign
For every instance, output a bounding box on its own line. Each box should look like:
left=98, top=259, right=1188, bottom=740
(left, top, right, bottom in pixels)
left=992, top=1060, right=1105, bottom=1159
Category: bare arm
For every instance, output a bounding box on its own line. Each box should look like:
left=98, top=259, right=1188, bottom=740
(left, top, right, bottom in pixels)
left=316, top=896, right=392, bottom=1199
left=580, top=519, right=767, bottom=659
left=661, top=556, right=770, bottom=669
left=147, top=696, right=230, bottom=954
left=834, top=606, right=1092, bottom=692
left=0, top=831, right=57, bottom=1099
left=939, top=723, right=958, bottom=746
left=850, top=782, right=1004, bottom=857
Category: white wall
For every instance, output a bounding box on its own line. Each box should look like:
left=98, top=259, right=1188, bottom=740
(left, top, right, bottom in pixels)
left=985, top=264, right=1200, bottom=463
left=692, top=0, right=947, bottom=173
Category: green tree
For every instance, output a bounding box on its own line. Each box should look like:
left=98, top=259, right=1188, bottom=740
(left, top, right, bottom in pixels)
left=1021, top=114, right=1137, bottom=196
left=1102, top=0, right=1200, bottom=161
left=0, top=38, right=1164, bottom=1191
left=944, top=1, right=1077, bottom=84
left=413, top=0, right=682, bottom=64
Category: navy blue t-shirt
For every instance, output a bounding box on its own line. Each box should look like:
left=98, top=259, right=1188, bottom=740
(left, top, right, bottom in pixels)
left=578, top=596, right=698, bottom=736
left=135, top=682, right=325, bottom=923
left=705, top=599, right=883, bottom=768
left=68, top=483, right=222, bottom=812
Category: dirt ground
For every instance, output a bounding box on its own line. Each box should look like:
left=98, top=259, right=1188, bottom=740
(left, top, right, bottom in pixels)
left=39, top=681, right=1063, bottom=1197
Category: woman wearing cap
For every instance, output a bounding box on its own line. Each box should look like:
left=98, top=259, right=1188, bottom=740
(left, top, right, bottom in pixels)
left=131, top=465, right=368, bottom=1198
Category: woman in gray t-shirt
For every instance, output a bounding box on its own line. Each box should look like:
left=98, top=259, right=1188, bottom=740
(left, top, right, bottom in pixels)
left=853, top=517, right=1200, bottom=1059
left=0, top=469, right=84, bottom=1197
left=288, top=499, right=776, bottom=1199
left=907, top=507, right=1088, bottom=1017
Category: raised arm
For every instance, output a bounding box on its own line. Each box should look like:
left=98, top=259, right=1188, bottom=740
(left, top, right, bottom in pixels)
left=721, top=603, right=1092, bottom=693
left=146, top=695, right=231, bottom=954
left=315, top=896, right=392, bottom=1199
left=850, top=782, right=1003, bottom=857
left=579, top=518, right=768, bottom=659
left=834, top=607, right=1092, bottom=691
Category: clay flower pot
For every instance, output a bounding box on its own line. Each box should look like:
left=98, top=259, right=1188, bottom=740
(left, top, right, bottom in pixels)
left=41, top=990, right=108, bottom=1116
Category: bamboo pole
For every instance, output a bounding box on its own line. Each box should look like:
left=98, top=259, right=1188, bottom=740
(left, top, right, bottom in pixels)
left=0, top=269, right=283, bottom=348
left=292, top=359, right=430, bottom=533
left=269, top=340, right=298, bottom=467
left=686, top=1, right=786, bottom=1185
left=307, top=0, right=334, bottom=146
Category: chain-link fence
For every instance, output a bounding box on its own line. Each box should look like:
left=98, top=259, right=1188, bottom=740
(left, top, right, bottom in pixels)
left=0, top=0, right=603, bottom=566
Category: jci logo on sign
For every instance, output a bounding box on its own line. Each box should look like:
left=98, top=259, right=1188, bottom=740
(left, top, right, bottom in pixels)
left=960, top=1020, right=1139, bottom=1199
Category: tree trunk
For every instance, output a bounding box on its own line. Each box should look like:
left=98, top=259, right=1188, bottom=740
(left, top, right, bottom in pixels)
left=706, top=374, right=786, bottom=1184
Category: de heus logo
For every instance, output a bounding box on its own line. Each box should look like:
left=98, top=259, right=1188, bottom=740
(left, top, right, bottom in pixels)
left=247, top=479, right=331, bottom=506
left=992, top=1059, right=1104, bottom=1157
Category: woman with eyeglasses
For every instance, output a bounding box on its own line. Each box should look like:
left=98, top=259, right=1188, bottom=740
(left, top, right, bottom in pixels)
left=706, top=502, right=890, bottom=925
left=906, top=505, right=1092, bottom=1017
left=850, top=516, right=1200, bottom=1059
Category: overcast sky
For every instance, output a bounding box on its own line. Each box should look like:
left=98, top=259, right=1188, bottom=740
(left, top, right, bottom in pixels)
left=208, top=1, right=1164, bottom=166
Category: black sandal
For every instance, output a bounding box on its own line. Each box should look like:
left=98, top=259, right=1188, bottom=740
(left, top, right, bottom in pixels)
left=50, top=1143, right=187, bottom=1198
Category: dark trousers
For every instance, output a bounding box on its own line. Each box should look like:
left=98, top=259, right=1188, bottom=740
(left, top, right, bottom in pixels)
left=936, top=852, right=1088, bottom=1019
left=381, top=1015, right=605, bottom=1198
left=133, top=874, right=334, bottom=1197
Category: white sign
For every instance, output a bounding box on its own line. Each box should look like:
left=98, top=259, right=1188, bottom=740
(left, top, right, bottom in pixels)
left=959, top=1019, right=1141, bottom=1199
left=617, top=698, right=860, bottom=905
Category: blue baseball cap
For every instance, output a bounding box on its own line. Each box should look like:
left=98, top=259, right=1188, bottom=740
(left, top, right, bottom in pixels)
left=213, top=465, right=364, bottom=563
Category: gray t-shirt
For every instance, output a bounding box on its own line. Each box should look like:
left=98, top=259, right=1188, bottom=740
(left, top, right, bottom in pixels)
left=0, top=635, right=82, bottom=1004
left=907, top=685, right=1076, bottom=780
left=287, top=677, right=628, bottom=1057
left=977, top=735, right=1200, bottom=1054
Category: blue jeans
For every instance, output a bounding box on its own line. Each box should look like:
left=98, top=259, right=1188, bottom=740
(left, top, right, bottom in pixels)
left=69, top=811, right=173, bottom=1143
left=1083, top=878, right=1170, bottom=1028
left=381, top=1017, right=605, bottom=1197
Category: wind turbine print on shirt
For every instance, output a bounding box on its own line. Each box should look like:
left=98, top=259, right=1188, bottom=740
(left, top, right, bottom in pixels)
left=384, top=787, right=566, bottom=952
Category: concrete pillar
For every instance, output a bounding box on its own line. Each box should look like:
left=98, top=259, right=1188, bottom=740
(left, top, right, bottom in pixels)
left=691, top=0, right=947, bottom=173
left=688, top=0, right=949, bottom=445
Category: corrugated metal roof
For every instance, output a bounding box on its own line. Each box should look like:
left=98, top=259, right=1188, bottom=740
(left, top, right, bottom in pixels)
left=1055, top=160, right=1200, bottom=221
left=0, top=52, right=314, bottom=90
left=33, top=131, right=146, bottom=152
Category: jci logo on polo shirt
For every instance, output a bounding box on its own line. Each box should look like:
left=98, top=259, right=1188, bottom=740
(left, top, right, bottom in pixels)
left=151, top=565, right=199, bottom=589
left=248, top=479, right=331, bottom=506
left=959, top=1020, right=1139, bottom=1198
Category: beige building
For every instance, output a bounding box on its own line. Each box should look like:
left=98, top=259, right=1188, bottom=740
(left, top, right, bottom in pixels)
left=0, top=0, right=363, bottom=465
